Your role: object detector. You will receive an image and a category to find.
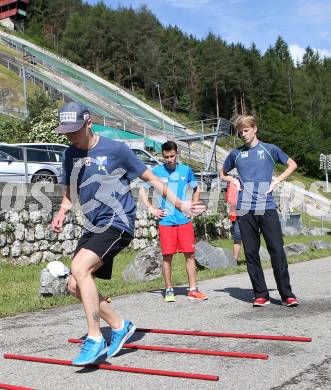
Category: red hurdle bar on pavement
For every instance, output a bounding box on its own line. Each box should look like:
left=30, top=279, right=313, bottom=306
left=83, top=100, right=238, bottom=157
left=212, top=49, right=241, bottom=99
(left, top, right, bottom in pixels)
left=135, top=327, right=312, bottom=342
left=0, top=384, right=37, bottom=390
left=3, top=354, right=219, bottom=382
left=68, top=338, right=269, bottom=360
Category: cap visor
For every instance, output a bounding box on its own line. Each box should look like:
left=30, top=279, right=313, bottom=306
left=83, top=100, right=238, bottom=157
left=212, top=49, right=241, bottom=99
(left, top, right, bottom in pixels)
left=54, top=121, right=85, bottom=134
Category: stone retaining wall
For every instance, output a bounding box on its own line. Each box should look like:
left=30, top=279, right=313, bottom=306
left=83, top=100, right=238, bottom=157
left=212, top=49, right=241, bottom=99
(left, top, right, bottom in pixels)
left=0, top=183, right=227, bottom=265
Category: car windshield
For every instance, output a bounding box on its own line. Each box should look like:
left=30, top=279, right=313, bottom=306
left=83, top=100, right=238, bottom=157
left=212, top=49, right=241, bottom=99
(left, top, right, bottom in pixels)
left=0, top=145, right=22, bottom=160
left=14, top=145, right=65, bottom=163
left=132, top=149, right=159, bottom=164
left=26, top=149, right=58, bottom=163
left=0, top=151, right=14, bottom=161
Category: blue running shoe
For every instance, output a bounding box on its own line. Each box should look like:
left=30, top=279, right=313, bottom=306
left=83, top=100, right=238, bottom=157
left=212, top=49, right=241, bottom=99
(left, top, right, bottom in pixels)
left=107, top=320, right=136, bottom=358
left=72, top=336, right=108, bottom=366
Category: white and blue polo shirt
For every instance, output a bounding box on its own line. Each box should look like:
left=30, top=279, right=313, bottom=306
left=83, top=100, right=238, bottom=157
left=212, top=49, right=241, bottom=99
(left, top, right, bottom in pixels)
left=150, top=163, right=197, bottom=226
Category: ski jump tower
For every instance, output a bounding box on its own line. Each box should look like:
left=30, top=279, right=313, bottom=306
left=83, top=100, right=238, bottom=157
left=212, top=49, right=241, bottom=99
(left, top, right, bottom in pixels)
left=0, top=0, right=29, bottom=30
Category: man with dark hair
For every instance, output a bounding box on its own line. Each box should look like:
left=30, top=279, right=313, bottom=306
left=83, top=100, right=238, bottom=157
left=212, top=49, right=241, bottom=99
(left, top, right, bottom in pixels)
left=162, top=140, right=178, bottom=153
left=51, top=102, right=202, bottom=366
left=221, top=114, right=298, bottom=308
left=140, top=141, right=208, bottom=302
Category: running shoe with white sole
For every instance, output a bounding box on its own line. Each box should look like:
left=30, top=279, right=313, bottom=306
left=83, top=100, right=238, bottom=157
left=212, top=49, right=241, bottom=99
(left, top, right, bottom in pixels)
left=282, top=297, right=299, bottom=307
left=252, top=297, right=270, bottom=307
left=187, top=288, right=208, bottom=300
left=164, top=288, right=176, bottom=302
left=107, top=320, right=136, bottom=358
left=72, top=336, right=107, bottom=366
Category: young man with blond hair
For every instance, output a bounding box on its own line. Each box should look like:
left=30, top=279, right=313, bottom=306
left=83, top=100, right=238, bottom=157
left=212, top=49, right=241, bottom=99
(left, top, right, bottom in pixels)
left=221, top=114, right=299, bottom=307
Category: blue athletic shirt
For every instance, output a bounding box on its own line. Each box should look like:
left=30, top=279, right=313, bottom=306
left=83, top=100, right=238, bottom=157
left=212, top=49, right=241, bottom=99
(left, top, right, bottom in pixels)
left=150, top=163, right=198, bottom=226
left=223, top=142, right=289, bottom=212
left=63, top=136, right=147, bottom=235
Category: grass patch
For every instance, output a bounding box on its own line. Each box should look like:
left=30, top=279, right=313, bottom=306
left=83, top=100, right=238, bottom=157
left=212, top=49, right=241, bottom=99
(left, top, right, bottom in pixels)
left=284, top=171, right=331, bottom=200
left=0, top=63, right=22, bottom=83
left=299, top=212, right=331, bottom=230
left=0, top=43, right=19, bottom=57
left=1, top=235, right=330, bottom=317
left=0, top=61, right=40, bottom=115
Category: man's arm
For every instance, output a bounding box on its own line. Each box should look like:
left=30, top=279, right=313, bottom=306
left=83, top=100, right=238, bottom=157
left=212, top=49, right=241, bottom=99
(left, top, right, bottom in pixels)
left=192, top=186, right=200, bottom=203
left=140, top=169, right=205, bottom=215
left=187, top=167, right=200, bottom=203
left=138, top=184, right=166, bottom=219
left=51, top=186, right=72, bottom=232
left=220, top=168, right=241, bottom=191
left=267, top=157, right=297, bottom=193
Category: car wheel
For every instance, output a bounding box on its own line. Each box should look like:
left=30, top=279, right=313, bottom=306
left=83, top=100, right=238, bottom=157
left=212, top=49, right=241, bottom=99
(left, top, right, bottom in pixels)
left=31, top=170, right=57, bottom=184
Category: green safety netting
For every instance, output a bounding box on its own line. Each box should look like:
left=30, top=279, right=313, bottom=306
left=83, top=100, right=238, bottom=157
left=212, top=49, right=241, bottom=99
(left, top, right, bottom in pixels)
left=92, top=124, right=162, bottom=153
left=144, top=137, right=162, bottom=153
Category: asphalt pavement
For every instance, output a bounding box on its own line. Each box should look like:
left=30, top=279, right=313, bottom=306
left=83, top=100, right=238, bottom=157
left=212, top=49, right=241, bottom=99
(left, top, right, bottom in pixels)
left=1, top=256, right=331, bottom=390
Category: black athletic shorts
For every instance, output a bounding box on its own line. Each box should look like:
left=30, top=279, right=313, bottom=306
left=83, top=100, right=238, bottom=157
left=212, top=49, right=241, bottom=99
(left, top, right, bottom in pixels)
left=73, top=226, right=133, bottom=280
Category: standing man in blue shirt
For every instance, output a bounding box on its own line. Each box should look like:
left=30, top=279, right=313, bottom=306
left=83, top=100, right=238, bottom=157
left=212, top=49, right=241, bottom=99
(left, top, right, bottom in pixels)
left=140, top=141, right=208, bottom=302
left=221, top=114, right=299, bottom=308
left=51, top=102, right=201, bottom=366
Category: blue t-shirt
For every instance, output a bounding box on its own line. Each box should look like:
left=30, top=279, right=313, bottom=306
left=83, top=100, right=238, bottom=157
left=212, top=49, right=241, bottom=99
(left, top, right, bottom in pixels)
left=63, top=136, right=147, bottom=235
left=149, top=163, right=198, bottom=226
left=223, top=142, right=289, bottom=212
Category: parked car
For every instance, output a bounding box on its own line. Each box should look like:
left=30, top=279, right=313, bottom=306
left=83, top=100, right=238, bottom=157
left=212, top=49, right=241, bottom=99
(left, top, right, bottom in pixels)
left=131, top=148, right=160, bottom=169
left=10, top=143, right=68, bottom=162
left=0, top=144, right=63, bottom=184
left=129, top=148, right=160, bottom=188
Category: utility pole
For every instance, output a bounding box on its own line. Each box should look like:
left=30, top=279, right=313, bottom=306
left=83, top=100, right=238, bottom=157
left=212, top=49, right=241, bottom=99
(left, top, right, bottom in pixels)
left=155, top=84, right=165, bottom=132
left=325, top=157, right=329, bottom=192
left=320, top=153, right=330, bottom=192
left=215, top=85, right=220, bottom=118
left=325, top=168, right=329, bottom=192
left=21, top=45, right=28, bottom=117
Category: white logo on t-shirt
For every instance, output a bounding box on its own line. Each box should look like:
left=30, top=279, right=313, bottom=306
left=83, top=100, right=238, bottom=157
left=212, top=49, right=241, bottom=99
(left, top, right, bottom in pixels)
left=96, top=156, right=107, bottom=171
left=170, top=172, right=179, bottom=181
left=257, top=150, right=265, bottom=160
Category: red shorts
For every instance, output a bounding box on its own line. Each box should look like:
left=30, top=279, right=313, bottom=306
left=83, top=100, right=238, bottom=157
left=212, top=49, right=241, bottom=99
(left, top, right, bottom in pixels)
left=159, top=222, right=195, bottom=255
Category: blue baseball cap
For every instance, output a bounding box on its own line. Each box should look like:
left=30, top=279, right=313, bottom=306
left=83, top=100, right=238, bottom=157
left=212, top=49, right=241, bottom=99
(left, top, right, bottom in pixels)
left=54, top=102, right=90, bottom=133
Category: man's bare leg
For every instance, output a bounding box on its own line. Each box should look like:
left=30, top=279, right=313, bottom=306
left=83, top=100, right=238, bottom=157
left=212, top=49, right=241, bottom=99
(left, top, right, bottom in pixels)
left=70, top=249, right=104, bottom=337
left=162, top=254, right=173, bottom=289
left=233, top=243, right=241, bottom=260
left=184, top=252, right=196, bottom=290
left=68, top=275, right=122, bottom=329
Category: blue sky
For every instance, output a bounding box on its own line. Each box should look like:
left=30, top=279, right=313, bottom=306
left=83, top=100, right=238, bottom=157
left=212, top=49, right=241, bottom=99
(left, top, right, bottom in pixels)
left=86, top=0, right=331, bottom=61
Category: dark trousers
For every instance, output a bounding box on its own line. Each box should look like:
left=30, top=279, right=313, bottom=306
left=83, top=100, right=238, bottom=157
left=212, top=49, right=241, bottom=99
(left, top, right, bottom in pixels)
left=238, top=209, right=295, bottom=300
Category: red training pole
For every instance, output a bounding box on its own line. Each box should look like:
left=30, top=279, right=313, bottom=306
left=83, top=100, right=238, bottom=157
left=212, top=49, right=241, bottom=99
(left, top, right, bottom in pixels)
left=3, top=354, right=219, bottom=382
left=0, top=385, right=37, bottom=390
left=68, top=338, right=268, bottom=360
left=136, top=327, right=312, bottom=342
